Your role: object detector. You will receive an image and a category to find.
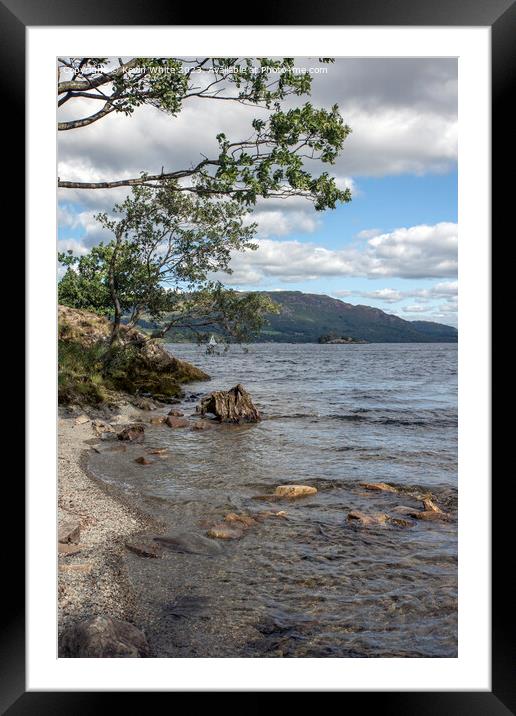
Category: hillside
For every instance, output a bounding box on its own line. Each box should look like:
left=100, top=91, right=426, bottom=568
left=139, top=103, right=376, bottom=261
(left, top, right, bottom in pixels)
left=257, top=291, right=457, bottom=343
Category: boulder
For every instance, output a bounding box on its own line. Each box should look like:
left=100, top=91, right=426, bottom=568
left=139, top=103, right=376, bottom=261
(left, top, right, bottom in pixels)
left=359, top=482, right=398, bottom=493
left=167, top=409, right=184, bottom=417
left=117, top=424, right=145, bottom=442
left=197, top=384, right=260, bottom=424
left=274, top=485, right=317, bottom=499
left=60, top=616, right=149, bottom=658
left=207, top=523, right=244, bottom=540
left=134, top=456, right=153, bottom=465
left=347, top=510, right=389, bottom=527
left=58, top=520, right=81, bottom=544
left=164, top=416, right=189, bottom=429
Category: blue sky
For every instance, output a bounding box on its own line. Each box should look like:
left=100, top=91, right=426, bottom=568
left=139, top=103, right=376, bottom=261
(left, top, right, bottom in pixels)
left=58, top=58, right=458, bottom=326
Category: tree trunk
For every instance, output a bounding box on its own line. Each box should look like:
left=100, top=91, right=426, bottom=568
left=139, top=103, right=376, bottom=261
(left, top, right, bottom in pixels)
left=108, top=227, right=124, bottom=347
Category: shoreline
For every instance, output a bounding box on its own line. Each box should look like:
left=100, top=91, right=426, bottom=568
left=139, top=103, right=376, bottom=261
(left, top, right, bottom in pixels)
left=58, top=404, right=165, bottom=655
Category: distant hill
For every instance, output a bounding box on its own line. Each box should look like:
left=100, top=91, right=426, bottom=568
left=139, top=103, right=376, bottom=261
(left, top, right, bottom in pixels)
left=256, top=291, right=457, bottom=343
left=156, top=290, right=457, bottom=343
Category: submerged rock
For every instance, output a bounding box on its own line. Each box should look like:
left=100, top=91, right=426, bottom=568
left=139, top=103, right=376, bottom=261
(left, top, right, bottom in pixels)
left=360, top=482, right=398, bottom=493
left=389, top=517, right=413, bottom=528
left=61, top=615, right=149, bottom=658
left=224, top=512, right=257, bottom=528
left=125, top=539, right=163, bottom=558
left=392, top=505, right=419, bottom=515
left=147, top=447, right=168, bottom=455
left=149, top=416, right=165, bottom=425
left=207, top=523, right=244, bottom=540
left=191, top=420, right=214, bottom=431
left=274, top=485, right=317, bottom=499
left=117, top=424, right=145, bottom=442
left=347, top=510, right=389, bottom=527
left=153, top=532, right=223, bottom=555
left=256, top=510, right=288, bottom=520
left=411, top=510, right=452, bottom=522
left=134, top=456, right=153, bottom=465
left=197, top=384, right=260, bottom=424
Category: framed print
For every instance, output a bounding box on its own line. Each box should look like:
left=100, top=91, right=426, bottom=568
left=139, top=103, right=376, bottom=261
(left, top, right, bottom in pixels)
left=3, top=0, right=511, bottom=707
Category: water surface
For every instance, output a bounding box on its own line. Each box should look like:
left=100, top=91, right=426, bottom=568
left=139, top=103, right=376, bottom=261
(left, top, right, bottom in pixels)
left=88, top=343, right=457, bottom=657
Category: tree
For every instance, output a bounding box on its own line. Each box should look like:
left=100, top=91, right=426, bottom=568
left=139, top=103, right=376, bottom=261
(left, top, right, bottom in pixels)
left=57, top=57, right=352, bottom=211
left=58, top=182, right=279, bottom=346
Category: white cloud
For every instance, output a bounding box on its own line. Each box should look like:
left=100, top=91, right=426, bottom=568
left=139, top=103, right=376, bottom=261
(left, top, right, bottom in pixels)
left=356, top=228, right=381, bottom=240
left=247, top=209, right=321, bottom=238
left=366, top=223, right=457, bottom=278
left=358, top=288, right=404, bottom=303
left=214, top=222, right=457, bottom=285
left=402, top=304, right=430, bottom=314
left=356, top=280, right=458, bottom=304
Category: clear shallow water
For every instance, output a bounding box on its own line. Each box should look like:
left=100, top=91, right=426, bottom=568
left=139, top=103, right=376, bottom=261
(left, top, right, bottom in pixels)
left=88, top=343, right=457, bottom=657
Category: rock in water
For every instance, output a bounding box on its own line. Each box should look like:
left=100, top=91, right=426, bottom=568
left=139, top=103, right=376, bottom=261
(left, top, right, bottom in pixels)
left=191, top=420, right=214, bottom=431
left=125, top=539, right=163, bottom=558
left=134, top=456, right=153, bottom=465
left=153, top=532, right=223, bottom=555
left=422, top=497, right=443, bottom=513
left=164, top=416, right=189, bottom=428
left=207, top=523, right=244, bottom=540
left=360, top=482, right=398, bottom=493
left=61, top=616, right=149, bottom=658
left=197, top=384, right=260, bottom=424
left=274, top=485, right=317, bottom=498
left=347, top=510, right=389, bottom=527
left=224, top=513, right=257, bottom=528
left=117, top=424, right=145, bottom=442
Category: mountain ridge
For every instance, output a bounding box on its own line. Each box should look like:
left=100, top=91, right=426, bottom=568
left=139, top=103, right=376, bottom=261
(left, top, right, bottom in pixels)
left=256, top=290, right=457, bottom=343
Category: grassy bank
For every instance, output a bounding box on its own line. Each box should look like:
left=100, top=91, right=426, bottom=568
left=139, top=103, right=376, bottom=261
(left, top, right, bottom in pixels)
left=58, top=305, right=210, bottom=405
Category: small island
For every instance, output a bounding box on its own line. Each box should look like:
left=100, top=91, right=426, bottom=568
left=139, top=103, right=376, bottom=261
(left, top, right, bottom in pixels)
left=318, top=333, right=368, bottom=344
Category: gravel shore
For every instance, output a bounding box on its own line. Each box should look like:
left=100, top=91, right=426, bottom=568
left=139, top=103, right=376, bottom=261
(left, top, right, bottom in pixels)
left=58, top=405, right=162, bottom=654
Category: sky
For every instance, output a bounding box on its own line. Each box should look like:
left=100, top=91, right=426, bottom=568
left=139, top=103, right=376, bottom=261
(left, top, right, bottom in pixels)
left=57, top=58, right=458, bottom=326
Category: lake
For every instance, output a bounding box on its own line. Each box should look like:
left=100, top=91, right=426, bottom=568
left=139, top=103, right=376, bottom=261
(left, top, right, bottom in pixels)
left=88, top=342, right=457, bottom=657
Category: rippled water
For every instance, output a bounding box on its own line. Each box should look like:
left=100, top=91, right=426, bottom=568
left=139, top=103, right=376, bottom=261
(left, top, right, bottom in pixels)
left=88, top=343, right=457, bottom=657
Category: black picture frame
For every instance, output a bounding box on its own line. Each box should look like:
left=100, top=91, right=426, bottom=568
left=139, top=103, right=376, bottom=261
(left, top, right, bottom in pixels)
left=5, top=0, right=510, bottom=709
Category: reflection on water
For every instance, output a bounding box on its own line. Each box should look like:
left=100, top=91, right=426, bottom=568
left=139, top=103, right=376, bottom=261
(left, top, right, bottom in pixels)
left=88, top=343, right=457, bottom=657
